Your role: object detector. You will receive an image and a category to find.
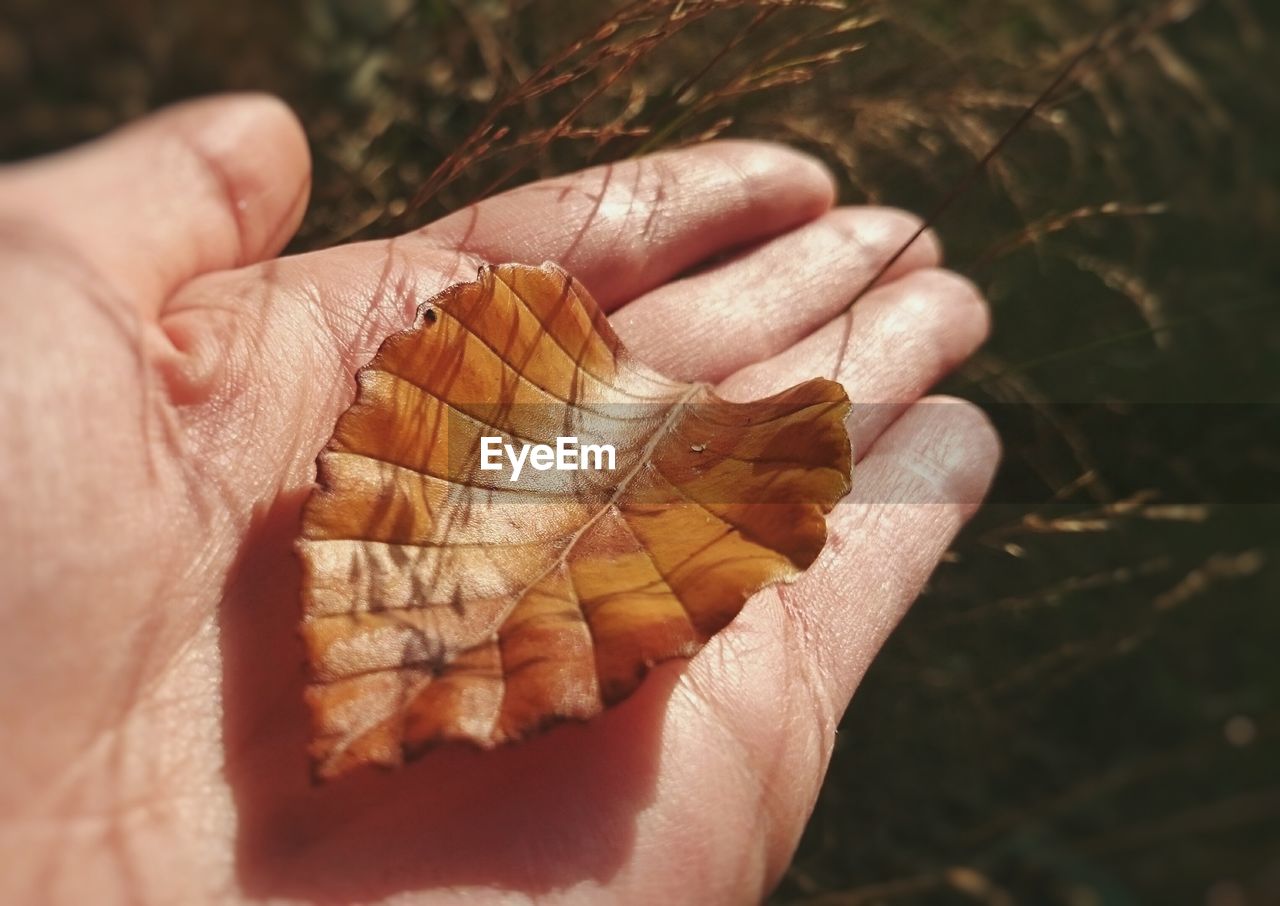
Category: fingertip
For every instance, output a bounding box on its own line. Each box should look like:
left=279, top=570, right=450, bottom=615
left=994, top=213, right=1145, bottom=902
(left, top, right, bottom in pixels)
left=929, top=391, right=1001, bottom=447
left=870, top=395, right=1002, bottom=513
left=911, top=220, right=944, bottom=268
left=934, top=269, right=991, bottom=353
left=888, top=267, right=992, bottom=366
left=927, top=394, right=1002, bottom=517
left=170, top=92, right=312, bottom=263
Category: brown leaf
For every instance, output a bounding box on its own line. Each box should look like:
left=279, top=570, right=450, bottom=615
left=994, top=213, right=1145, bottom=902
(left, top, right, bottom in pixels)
left=298, top=262, right=851, bottom=780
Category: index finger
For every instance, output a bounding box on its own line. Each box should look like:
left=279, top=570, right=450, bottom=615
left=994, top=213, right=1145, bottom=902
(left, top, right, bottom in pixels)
left=412, top=140, right=837, bottom=310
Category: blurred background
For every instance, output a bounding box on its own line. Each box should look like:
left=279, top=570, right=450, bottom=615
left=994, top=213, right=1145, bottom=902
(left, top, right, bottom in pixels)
left=1, top=0, right=1276, bottom=902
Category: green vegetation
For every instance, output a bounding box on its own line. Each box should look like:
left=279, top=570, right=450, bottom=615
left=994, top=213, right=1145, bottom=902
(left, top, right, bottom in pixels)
left=3, top=0, right=1276, bottom=901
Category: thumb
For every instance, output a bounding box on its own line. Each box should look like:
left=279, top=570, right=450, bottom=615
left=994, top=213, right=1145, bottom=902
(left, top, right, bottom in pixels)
left=0, top=93, right=311, bottom=313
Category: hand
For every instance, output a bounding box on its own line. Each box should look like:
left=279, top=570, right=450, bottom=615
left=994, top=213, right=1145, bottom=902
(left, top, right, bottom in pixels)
left=0, top=94, right=997, bottom=904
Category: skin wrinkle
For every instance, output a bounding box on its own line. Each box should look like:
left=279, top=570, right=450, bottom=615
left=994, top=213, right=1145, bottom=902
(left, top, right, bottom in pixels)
left=163, top=96, right=312, bottom=286
left=0, top=222, right=149, bottom=374
left=684, top=707, right=784, bottom=900
left=341, top=243, right=423, bottom=356
left=773, top=585, right=846, bottom=746
left=21, top=433, right=174, bottom=833
left=169, top=276, right=333, bottom=503
left=746, top=696, right=816, bottom=887
left=157, top=282, right=262, bottom=407
left=294, top=269, right=359, bottom=371
left=560, top=159, right=623, bottom=268
left=711, top=146, right=775, bottom=230
left=760, top=687, right=830, bottom=891
left=59, top=579, right=213, bottom=810
left=168, top=360, right=265, bottom=504
left=752, top=597, right=840, bottom=878
left=634, top=155, right=679, bottom=249
left=12, top=652, right=216, bottom=905
left=91, top=342, right=274, bottom=859
left=15, top=691, right=188, bottom=835
left=167, top=123, right=248, bottom=271
left=292, top=242, right=446, bottom=372
left=770, top=406, right=999, bottom=726
left=160, top=274, right=305, bottom=467
left=21, top=409, right=186, bottom=885
left=672, top=605, right=820, bottom=899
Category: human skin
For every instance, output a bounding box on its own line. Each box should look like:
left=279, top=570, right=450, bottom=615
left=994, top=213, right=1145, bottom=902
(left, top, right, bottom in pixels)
left=0, top=94, right=997, bottom=904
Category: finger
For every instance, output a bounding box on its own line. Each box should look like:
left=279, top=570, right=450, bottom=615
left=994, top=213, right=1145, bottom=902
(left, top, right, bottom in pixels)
left=780, top=397, right=1001, bottom=714
left=0, top=93, right=311, bottom=311
left=717, top=268, right=990, bottom=456
left=610, top=207, right=940, bottom=381
left=269, top=138, right=837, bottom=343
left=651, top=398, right=1000, bottom=892
left=413, top=140, right=837, bottom=310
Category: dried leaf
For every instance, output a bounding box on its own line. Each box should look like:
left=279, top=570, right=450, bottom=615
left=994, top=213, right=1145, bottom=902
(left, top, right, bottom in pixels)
left=298, top=262, right=850, bottom=780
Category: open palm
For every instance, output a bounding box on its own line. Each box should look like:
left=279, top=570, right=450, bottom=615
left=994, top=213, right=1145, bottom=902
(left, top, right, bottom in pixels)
left=0, top=95, right=996, bottom=904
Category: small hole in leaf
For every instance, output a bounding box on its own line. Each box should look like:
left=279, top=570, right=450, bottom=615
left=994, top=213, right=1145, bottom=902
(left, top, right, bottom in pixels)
left=424, top=307, right=438, bottom=324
